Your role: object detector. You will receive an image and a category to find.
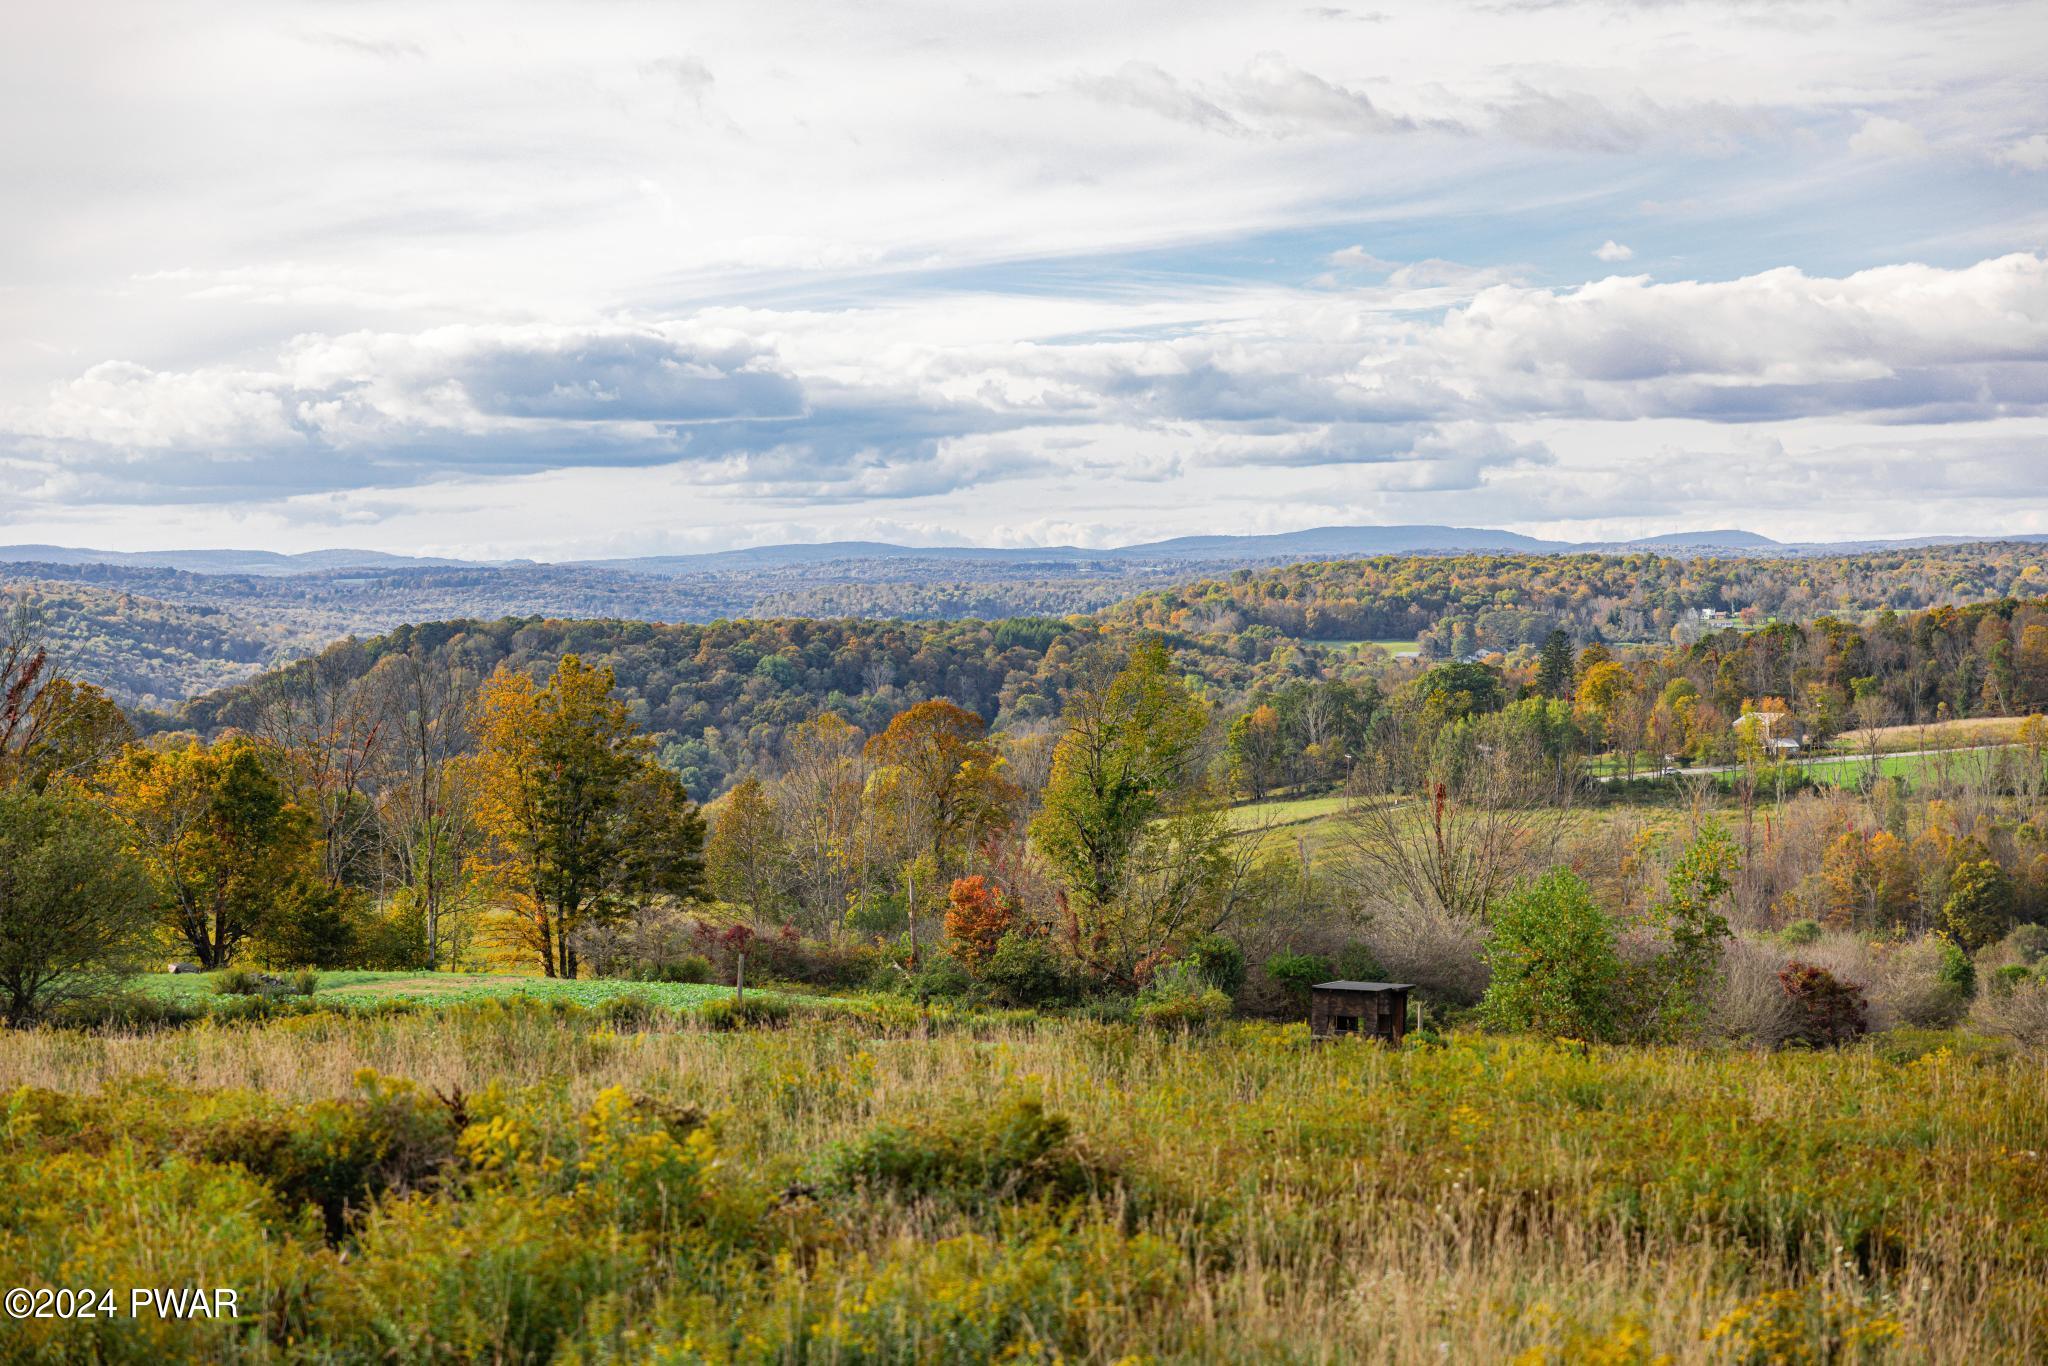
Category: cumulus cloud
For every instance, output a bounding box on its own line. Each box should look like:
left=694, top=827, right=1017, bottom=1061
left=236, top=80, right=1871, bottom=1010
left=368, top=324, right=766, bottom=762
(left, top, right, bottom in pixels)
left=10, top=253, right=2044, bottom=514
left=1595, top=240, right=1634, bottom=262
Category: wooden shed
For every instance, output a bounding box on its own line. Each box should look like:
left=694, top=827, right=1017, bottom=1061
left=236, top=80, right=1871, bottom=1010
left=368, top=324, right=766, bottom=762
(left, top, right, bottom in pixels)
left=1310, top=981, right=1413, bottom=1044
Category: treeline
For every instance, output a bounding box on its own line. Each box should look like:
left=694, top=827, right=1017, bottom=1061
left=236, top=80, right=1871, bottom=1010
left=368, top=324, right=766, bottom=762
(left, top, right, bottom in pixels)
left=1104, top=544, right=2048, bottom=647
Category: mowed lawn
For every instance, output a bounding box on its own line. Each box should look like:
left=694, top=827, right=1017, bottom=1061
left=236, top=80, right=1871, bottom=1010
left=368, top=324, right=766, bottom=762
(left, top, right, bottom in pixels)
left=135, top=968, right=815, bottom=1011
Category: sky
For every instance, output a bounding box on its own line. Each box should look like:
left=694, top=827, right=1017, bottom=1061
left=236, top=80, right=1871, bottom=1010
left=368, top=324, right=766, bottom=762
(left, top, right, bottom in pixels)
left=3, top=0, right=2046, bottom=560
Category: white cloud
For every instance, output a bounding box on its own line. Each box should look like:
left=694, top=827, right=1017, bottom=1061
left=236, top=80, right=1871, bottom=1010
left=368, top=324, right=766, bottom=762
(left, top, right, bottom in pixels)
left=1594, top=240, right=1634, bottom=262
left=1994, top=133, right=2048, bottom=171
left=1848, top=114, right=1929, bottom=160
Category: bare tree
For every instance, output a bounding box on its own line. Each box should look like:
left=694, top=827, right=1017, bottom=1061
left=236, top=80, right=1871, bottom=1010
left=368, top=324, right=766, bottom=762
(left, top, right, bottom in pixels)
left=1333, top=714, right=1572, bottom=925
left=251, top=642, right=387, bottom=886
left=374, top=647, right=477, bottom=969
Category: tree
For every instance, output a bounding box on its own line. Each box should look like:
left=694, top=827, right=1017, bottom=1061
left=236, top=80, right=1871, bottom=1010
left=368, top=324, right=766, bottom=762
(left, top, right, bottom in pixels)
left=251, top=642, right=387, bottom=887
left=1534, top=629, right=1575, bottom=700
left=375, top=646, right=477, bottom=970
left=1, top=676, right=133, bottom=793
left=0, top=784, right=155, bottom=1023
left=943, top=874, right=1015, bottom=970
left=1033, top=642, right=1243, bottom=985
left=775, top=712, right=866, bottom=933
left=99, top=736, right=322, bottom=968
left=706, top=776, right=792, bottom=919
left=1226, top=704, right=1283, bottom=800
left=1625, top=821, right=1737, bottom=1039
left=464, top=656, right=705, bottom=977
left=1481, top=868, right=1622, bottom=1040
left=1032, top=641, right=1209, bottom=912
left=1941, top=852, right=2015, bottom=951
left=864, top=700, right=1016, bottom=882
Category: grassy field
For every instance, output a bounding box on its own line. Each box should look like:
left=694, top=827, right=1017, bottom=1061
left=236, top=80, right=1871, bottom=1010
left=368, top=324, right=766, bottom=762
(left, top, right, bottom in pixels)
left=1, top=1007, right=2041, bottom=1362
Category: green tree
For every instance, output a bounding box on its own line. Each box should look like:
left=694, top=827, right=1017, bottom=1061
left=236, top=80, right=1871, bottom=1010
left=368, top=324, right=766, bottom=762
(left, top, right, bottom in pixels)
left=1534, top=629, right=1575, bottom=700
left=1032, top=641, right=1210, bottom=912
left=1941, top=853, right=2015, bottom=951
left=0, top=784, right=155, bottom=1023
left=1627, top=821, right=1738, bottom=1039
left=1482, top=868, right=1623, bottom=1040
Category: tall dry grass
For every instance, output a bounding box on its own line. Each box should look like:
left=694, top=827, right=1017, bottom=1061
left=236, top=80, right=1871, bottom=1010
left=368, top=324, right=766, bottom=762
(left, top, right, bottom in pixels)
left=3, top=1005, right=2045, bottom=1361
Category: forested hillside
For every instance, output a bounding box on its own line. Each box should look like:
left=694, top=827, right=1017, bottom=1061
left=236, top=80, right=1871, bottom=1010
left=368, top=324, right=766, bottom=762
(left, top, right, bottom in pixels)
left=13, top=542, right=2048, bottom=710
left=1106, top=543, right=2048, bottom=648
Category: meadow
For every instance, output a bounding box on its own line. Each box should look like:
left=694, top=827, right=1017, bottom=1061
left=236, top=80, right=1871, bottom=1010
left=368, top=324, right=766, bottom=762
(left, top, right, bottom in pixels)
left=3, top=1002, right=2044, bottom=1363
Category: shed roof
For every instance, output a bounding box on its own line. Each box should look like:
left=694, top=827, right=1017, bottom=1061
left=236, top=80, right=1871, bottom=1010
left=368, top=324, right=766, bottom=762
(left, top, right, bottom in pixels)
left=1312, top=981, right=1414, bottom=992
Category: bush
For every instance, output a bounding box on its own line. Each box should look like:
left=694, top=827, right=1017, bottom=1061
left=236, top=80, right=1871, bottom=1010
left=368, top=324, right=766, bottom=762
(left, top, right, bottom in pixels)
left=1779, top=919, right=1823, bottom=947
left=1971, top=975, right=2048, bottom=1047
left=979, top=932, right=1070, bottom=1008
left=215, top=967, right=266, bottom=996
left=1778, top=962, right=1869, bottom=1047
left=1263, top=951, right=1331, bottom=1009
left=825, top=1092, right=1109, bottom=1206
left=289, top=969, right=320, bottom=998
left=1183, top=934, right=1246, bottom=996
left=1705, top=939, right=1802, bottom=1047
left=908, top=950, right=974, bottom=1002
left=695, top=995, right=794, bottom=1030
left=1482, top=869, right=1622, bottom=1041
left=1133, top=985, right=1233, bottom=1032
left=635, top=953, right=713, bottom=985
left=1991, top=963, right=2036, bottom=995
left=1357, top=897, right=1489, bottom=1005
left=944, top=875, right=1016, bottom=971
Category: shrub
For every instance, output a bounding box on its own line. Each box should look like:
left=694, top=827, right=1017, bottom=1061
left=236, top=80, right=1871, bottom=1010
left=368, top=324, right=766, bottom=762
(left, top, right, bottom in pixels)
left=944, top=875, right=1016, bottom=971
left=695, top=995, right=794, bottom=1030
left=825, top=1092, right=1110, bottom=1206
left=979, top=932, right=1071, bottom=1008
left=289, top=969, right=321, bottom=997
left=214, top=967, right=265, bottom=996
left=1331, top=942, right=1383, bottom=984
left=1778, top=962, right=1869, bottom=1047
left=1705, top=939, right=1802, bottom=1047
left=1991, top=963, right=2035, bottom=995
left=1971, top=975, right=2048, bottom=1047
left=1183, top=933, right=1246, bottom=996
left=1357, top=897, right=1489, bottom=1005
left=1482, top=869, right=1623, bottom=1041
left=750, top=932, right=880, bottom=988
left=1263, top=951, right=1332, bottom=1009
left=636, top=953, right=713, bottom=985
left=908, top=950, right=974, bottom=1002
left=1779, top=919, right=1823, bottom=946
left=1133, top=985, right=1233, bottom=1032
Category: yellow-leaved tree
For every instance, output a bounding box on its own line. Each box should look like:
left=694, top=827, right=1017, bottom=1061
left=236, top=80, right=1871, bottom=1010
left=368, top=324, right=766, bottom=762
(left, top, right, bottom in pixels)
left=461, top=655, right=704, bottom=977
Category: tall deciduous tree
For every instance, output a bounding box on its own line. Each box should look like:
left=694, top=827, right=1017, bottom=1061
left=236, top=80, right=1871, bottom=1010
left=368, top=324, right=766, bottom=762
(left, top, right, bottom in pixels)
left=863, top=700, right=1016, bottom=883
left=99, top=736, right=323, bottom=968
left=1033, top=641, right=1209, bottom=912
left=464, top=656, right=704, bottom=977
left=774, top=712, right=866, bottom=932
left=706, top=775, right=792, bottom=919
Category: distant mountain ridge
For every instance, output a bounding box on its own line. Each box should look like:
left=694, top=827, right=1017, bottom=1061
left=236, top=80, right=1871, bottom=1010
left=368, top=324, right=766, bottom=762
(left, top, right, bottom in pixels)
left=12, top=526, right=2048, bottom=586
left=14, top=524, right=2015, bottom=577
